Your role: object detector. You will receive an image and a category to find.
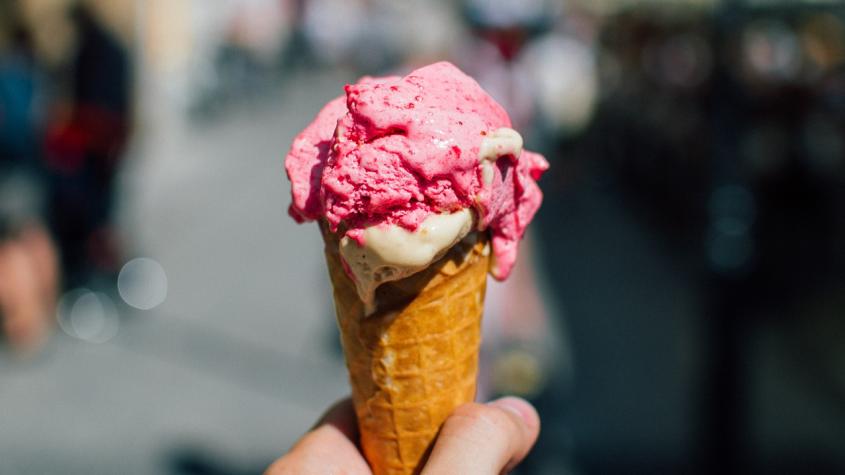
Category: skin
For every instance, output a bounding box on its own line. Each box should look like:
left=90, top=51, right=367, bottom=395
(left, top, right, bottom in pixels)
left=266, top=396, right=540, bottom=475
left=0, top=224, right=58, bottom=355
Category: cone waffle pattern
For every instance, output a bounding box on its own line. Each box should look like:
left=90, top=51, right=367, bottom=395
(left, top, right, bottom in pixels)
left=323, top=231, right=489, bottom=475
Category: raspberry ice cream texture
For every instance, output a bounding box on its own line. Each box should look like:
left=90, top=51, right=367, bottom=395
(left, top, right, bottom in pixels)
left=284, top=62, right=547, bottom=279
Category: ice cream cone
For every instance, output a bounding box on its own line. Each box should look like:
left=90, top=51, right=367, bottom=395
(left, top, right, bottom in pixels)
left=322, top=227, right=490, bottom=475
left=285, top=62, right=547, bottom=473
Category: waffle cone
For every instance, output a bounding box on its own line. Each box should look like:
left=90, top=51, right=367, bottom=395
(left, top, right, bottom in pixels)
left=322, top=228, right=489, bottom=475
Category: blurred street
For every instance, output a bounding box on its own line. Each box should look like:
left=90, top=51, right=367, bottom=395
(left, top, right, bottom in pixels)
left=0, top=70, right=353, bottom=475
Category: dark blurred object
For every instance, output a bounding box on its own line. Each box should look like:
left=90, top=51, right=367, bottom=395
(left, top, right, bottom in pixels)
left=537, top=2, right=845, bottom=474
left=44, top=4, right=131, bottom=287
left=462, top=0, right=560, bottom=60
left=700, top=5, right=845, bottom=474
left=0, top=24, right=38, bottom=166
left=163, top=444, right=267, bottom=475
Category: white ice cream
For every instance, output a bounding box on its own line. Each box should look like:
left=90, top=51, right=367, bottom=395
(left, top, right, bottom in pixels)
left=339, top=209, right=474, bottom=314
left=479, top=127, right=523, bottom=184
left=478, top=128, right=523, bottom=274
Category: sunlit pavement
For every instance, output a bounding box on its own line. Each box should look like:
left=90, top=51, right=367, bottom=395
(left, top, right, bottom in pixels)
left=0, top=70, right=355, bottom=474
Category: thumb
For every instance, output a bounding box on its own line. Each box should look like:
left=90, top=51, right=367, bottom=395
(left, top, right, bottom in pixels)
left=422, top=397, right=540, bottom=474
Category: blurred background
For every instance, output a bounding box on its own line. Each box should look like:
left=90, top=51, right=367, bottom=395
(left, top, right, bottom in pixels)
left=1, top=0, right=844, bottom=473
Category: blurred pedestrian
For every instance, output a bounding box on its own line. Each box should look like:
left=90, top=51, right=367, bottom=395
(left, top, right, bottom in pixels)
left=0, top=5, right=58, bottom=355
left=43, top=3, right=131, bottom=287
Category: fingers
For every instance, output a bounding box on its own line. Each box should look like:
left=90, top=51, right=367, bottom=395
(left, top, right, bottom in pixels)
left=265, top=398, right=371, bottom=475
left=422, top=397, right=540, bottom=475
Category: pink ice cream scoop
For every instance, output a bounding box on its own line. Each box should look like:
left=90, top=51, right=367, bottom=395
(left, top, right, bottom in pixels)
left=285, top=61, right=547, bottom=281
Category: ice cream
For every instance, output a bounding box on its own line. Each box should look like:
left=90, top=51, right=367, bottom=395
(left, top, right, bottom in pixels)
left=285, top=62, right=548, bottom=305
left=283, top=61, right=547, bottom=475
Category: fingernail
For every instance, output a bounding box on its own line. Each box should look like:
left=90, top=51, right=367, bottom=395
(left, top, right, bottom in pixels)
left=488, top=396, right=537, bottom=426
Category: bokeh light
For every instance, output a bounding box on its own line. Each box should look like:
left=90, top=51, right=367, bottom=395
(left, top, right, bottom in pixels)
left=117, top=257, right=168, bottom=310
left=56, top=289, right=120, bottom=344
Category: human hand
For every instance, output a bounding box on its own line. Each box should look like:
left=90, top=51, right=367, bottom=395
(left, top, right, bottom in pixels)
left=266, top=396, right=540, bottom=474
